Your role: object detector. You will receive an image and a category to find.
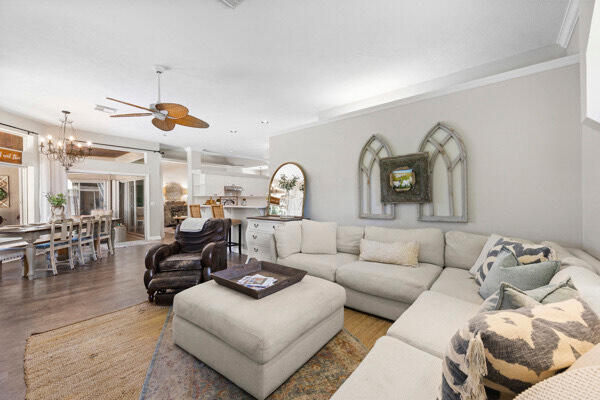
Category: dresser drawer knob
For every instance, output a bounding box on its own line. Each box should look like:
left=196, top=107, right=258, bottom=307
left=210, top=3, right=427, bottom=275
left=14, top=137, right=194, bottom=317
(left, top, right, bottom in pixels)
left=253, top=223, right=259, bottom=228
left=254, top=247, right=258, bottom=252
left=252, top=234, right=257, bottom=239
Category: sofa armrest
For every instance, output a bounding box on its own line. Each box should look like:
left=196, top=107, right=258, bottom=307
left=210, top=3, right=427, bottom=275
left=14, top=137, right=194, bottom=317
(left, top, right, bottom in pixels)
left=201, top=240, right=228, bottom=281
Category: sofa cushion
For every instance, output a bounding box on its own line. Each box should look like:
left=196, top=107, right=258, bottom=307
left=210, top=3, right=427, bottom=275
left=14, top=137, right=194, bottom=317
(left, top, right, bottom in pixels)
left=301, top=220, right=337, bottom=254
left=359, top=238, right=419, bottom=267
left=387, top=291, right=480, bottom=358
left=173, top=276, right=346, bottom=364
left=566, top=247, right=600, bottom=274
left=364, top=226, right=444, bottom=266
left=336, top=226, right=364, bottom=255
left=330, top=336, right=442, bottom=400
left=445, top=231, right=488, bottom=270
left=335, top=261, right=442, bottom=304
left=429, top=267, right=483, bottom=304
left=551, top=266, right=600, bottom=316
left=273, top=221, right=301, bottom=258
left=277, top=252, right=358, bottom=281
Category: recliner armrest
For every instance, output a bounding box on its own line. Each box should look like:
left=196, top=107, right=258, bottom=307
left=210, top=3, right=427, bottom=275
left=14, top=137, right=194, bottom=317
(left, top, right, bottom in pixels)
left=201, top=240, right=228, bottom=281
left=145, top=241, right=181, bottom=273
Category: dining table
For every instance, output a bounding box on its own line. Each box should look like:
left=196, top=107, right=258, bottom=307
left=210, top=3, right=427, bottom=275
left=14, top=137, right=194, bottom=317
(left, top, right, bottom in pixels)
left=0, top=216, right=121, bottom=279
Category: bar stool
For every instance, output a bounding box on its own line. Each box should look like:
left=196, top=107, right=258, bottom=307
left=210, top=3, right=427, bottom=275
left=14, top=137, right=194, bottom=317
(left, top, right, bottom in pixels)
left=211, top=204, right=242, bottom=254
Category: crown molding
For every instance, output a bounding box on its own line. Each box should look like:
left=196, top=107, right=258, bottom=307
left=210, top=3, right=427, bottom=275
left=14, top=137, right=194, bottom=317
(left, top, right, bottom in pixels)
left=278, top=54, right=579, bottom=138
left=557, top=0, right=580, bottom=48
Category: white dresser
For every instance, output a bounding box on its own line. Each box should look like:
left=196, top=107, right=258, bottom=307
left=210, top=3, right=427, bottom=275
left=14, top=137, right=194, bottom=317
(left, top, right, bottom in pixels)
left=245, top=216, right=302, bottom=262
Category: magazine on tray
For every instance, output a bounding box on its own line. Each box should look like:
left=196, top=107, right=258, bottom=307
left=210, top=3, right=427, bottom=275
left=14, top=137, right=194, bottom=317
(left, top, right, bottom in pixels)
left=237, top=274, right=277, bottom=289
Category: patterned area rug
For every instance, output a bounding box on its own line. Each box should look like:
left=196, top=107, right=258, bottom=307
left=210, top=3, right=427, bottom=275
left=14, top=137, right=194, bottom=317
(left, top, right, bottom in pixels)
left=24, top=303, right=169, bottom=400
left=140, top=308, right=368, bottom=399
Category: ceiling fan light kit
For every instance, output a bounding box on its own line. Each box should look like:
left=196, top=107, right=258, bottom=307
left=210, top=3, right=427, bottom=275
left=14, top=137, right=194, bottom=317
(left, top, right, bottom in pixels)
left=106, top=67, right=209, bottom=132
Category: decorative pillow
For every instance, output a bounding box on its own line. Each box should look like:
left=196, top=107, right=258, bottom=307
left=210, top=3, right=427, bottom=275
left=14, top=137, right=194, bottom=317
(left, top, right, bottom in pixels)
left=469, top=233, right=502, bottom=276
left=439, top=298, right=600, bottom=400
left=336, top=226, right=364, bottom=255
left=301, top=220, right=337, bottom=254
left=478, top=249, right=560, bottom=299
left=359, top=239, right=419, bottom=267
left=478, top=279, right=577, bottom=313
left=474, top=238, right=556, bottom=285
left=273, top=221, right=302, bottom=258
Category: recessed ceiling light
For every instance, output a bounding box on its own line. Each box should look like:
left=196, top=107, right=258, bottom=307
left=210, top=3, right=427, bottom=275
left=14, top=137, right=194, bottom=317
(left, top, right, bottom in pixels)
left=260, top=120, right=270, bottom=124
left=228, top=130, right=238, bottom=134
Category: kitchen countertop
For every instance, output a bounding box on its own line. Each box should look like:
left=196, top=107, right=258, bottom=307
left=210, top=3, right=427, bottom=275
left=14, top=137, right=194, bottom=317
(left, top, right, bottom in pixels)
left=199, top=205, right=266, bottom=209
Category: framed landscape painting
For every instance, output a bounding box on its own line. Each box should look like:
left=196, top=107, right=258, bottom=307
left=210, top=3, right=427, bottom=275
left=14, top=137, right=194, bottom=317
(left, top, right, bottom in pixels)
left=379, top=152, right=431, bottom=203
left=0, top=175, right=9, bottom=207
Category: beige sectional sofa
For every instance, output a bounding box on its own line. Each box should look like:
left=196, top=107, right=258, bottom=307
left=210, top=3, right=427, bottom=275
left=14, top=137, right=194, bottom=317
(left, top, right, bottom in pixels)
left=273, top=222, right=600, bottom=399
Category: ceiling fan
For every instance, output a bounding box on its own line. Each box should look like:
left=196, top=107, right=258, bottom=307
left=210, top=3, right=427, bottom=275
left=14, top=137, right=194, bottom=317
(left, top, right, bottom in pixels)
left=106, top=66, right=209, bottom=132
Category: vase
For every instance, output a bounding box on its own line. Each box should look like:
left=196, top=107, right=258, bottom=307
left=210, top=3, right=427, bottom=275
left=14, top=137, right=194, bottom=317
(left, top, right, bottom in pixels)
left=50, top=205, right=64, bottom=221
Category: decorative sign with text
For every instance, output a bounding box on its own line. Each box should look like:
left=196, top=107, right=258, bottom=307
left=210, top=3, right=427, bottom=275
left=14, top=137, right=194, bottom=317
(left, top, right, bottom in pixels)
left=0, top=147, right=22, bottom=165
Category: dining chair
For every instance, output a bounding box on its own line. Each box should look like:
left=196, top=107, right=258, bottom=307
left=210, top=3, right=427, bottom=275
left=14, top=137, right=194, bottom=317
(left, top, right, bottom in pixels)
left=75, top=216, right=97, bottom=264
left=190, top=204, right=202, bottom=218
left=35, top=219, right=75, bottom=275
left=211, top=204, right=225, bottom=219
left=96, top=214, right=113, bottom=258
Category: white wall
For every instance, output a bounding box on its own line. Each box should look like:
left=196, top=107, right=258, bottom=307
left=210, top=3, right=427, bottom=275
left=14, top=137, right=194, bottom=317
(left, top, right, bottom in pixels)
left=581, top=0, right=600, bottom=258
left=270, top=65, right=583, bottom=246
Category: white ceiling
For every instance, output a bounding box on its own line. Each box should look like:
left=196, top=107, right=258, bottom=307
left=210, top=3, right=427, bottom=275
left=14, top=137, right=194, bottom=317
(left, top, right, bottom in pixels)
left=0, top=0, right=571, bottom=160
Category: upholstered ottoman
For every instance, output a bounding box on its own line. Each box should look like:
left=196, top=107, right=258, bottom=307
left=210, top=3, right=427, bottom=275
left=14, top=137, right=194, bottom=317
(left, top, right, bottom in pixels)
left=173, top=275, right=346, bottom=400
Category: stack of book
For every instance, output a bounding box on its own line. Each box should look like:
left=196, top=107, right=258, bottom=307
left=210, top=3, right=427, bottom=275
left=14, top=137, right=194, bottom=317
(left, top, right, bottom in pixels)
left=237, top=274, right=277, bottom=290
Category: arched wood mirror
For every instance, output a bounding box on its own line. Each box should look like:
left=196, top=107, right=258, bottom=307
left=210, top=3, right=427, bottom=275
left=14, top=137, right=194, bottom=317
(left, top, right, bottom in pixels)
left=267, top=162, right=305, bottom=217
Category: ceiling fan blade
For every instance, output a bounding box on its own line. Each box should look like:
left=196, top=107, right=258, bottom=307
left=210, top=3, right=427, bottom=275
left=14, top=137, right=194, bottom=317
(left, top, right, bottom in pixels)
left=152, top=118, right=176, bottom=131
left=174, top=115, right=209, bottom=128
left=106, top=97, right=154, bottom=112
left=110, top=113, right=153, bottom=118
left=155, top=103, right=189, bottom=119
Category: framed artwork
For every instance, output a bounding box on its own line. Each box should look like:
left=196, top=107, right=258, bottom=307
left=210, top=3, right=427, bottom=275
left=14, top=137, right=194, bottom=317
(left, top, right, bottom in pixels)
left=379, top=152, right=431, bottom=203
left=0, top=175, right=9, bottom=207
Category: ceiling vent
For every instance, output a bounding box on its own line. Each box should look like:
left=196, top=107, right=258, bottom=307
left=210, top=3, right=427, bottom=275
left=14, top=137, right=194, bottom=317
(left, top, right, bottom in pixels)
left=220, top=0, right=244, bottom=8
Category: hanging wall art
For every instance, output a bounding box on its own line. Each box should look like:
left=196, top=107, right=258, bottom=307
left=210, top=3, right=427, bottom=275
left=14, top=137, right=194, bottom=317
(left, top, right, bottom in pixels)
left=0, top=175, right=9, bottom=207
left=418, top=122, right=467, bottom=222
left=379, top=152, right=431, bottom=203
left=358, top=135, right=395, bottom=219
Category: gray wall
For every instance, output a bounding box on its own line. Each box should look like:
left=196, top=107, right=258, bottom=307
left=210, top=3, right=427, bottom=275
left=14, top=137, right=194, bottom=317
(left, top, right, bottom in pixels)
left=270, top=65, right=583, bottom=247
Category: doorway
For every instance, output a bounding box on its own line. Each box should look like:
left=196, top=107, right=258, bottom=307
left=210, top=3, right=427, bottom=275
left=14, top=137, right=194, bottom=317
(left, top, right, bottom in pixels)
left=0, top=164, right=23, bottom=226
left=67, top=173, right=146, bottom=243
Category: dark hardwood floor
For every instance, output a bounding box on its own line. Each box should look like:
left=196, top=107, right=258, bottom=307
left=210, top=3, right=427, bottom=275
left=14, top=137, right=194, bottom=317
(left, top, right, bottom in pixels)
left=0, top=243, right=244, bottom=400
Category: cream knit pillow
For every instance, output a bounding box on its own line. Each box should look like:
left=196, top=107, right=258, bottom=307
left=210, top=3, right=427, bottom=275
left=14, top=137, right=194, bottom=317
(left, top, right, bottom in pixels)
left=359, top=239, right=419, bottom=267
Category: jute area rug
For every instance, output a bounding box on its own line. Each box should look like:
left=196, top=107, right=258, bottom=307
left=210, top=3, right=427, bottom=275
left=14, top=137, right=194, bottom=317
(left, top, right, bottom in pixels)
left=140, top=309, right=368, bottom=399
left=25, top=303, right=368, bottom=399
left=24, top=302, right=168, bottom=400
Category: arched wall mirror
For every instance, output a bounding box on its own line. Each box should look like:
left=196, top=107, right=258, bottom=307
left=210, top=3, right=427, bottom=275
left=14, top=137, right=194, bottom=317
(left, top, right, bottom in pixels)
left=267, top=162, right=305, bottom=217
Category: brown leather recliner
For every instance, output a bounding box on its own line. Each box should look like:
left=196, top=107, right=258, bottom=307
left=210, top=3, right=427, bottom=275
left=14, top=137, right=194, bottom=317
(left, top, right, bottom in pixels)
left=144, top=218, right=231, bottom=303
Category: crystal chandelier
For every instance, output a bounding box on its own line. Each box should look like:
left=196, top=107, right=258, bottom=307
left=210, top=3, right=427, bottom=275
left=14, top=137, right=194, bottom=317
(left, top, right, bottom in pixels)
left=40, top=110, right=92, bottom=170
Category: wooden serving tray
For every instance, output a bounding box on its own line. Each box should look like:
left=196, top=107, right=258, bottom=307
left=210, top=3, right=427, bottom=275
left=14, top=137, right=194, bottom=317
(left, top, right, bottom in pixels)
left=211, top=259, right=307, bottom=299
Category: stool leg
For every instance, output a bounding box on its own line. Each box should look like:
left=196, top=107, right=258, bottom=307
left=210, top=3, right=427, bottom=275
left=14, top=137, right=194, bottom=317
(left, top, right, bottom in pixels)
left=228, top=225, right=232, bottom=252
left=238, top=224, right=242, bottom=254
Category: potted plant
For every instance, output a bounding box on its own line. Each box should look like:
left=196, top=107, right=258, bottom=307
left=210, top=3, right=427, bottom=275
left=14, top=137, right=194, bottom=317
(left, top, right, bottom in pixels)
left=278, top=174, right=299, bottom=216
left=45, top=192, right=66, bottom=221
